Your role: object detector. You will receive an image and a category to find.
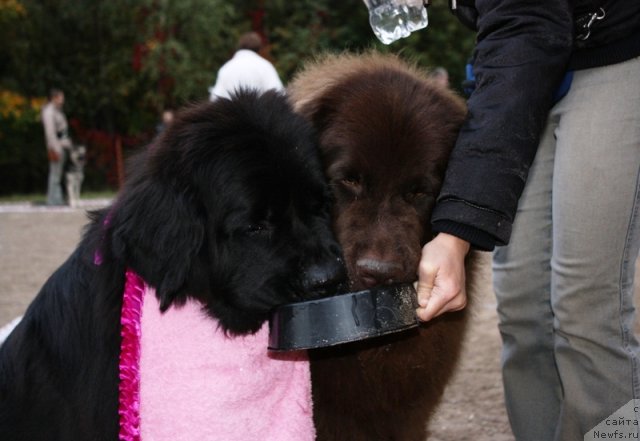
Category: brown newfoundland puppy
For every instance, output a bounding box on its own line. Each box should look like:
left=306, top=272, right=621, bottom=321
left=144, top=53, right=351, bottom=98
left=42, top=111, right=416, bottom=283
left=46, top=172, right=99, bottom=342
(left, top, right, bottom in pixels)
left=288, top=52, right=480, bottom=441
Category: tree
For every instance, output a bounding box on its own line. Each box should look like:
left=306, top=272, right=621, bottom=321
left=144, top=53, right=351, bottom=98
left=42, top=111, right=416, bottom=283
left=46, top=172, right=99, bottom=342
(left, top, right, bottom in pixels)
left=244, top=0, right=475, bottom=92
left=0, top=0, right=475, bottom=194
left=1, top=0, right=245, bottom=134
left=0, top=0, right=246, bottom=193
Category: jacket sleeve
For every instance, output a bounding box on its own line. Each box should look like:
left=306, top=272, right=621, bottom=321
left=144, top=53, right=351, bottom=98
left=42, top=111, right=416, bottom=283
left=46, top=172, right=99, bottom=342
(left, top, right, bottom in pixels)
left=432, top=0, right=574, bottom=250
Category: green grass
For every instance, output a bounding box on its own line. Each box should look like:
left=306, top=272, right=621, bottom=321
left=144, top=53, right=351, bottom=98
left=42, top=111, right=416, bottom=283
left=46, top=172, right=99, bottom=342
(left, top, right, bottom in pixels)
left=0, top=191, right=116, bottom=203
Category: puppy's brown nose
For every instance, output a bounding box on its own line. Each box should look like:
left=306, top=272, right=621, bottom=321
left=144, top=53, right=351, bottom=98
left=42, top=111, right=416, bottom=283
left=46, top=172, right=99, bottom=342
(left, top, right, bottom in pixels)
left=356, top=258, right=403, bottom=288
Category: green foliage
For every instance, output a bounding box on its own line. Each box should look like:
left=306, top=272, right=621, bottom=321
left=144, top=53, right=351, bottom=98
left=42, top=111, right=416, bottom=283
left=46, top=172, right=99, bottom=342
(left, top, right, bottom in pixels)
left=262, top=0, right=376, bottom=80
left=255, top=0, right=475, bottom=92
left=0, top=0, right=475, bottom=195
left=1, top=0, right=244, bottom=134
left=133, top=0, right=244, bottom=113
left=1, top=0, right=246, bottom=194
left=0, top=92, right=46, bottom=194
left=392, top=3, right=476, bottom=94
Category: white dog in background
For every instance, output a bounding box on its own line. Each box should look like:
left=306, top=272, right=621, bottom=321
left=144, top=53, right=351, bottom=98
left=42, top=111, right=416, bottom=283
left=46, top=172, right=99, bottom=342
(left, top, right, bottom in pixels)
left=65, top=144, right=86, bottom=208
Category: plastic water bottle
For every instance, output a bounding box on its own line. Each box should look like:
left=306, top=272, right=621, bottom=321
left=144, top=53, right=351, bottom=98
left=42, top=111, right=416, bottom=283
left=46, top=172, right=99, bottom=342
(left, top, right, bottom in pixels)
left=362, top=0, right=429, bottom=45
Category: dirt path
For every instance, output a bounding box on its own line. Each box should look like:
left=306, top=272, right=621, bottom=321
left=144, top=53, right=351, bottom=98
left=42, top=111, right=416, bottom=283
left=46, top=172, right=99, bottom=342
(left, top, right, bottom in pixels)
left=0, top=208, right=92, bottom=325
left=5, top=203, right=635, bottom=440
left=427, top=252, right=513, bottom=441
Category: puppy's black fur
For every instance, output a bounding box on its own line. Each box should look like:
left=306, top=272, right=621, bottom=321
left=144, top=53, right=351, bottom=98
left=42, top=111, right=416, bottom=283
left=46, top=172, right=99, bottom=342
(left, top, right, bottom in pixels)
left=0, top=90, right=345, bottom=441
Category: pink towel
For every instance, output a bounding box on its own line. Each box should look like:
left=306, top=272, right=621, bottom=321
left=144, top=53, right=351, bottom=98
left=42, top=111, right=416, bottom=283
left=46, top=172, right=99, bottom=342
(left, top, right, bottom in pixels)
left=138, top=286, right=315, bottom=441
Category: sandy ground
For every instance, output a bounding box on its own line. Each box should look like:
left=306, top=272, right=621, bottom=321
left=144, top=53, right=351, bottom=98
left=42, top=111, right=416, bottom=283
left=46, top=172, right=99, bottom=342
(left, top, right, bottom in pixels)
left=2, top=201, right=637, bottom=440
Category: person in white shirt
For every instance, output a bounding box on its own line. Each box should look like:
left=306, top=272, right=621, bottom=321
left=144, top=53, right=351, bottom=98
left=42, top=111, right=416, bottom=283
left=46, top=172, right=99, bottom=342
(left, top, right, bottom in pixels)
left=41, top=88, right=72, bottom=206
left=209, top=32, right=284, bottom=100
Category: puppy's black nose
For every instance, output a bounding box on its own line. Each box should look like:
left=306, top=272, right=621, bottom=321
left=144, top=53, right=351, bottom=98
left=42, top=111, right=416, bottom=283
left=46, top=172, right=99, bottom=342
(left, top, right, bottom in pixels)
left=302, top=258, right=347, bottom=297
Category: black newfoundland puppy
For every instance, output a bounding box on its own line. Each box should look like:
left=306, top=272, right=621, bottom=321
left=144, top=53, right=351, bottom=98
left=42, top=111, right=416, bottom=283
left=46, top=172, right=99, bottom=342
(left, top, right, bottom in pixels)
left=0, top=90, right=344, bottom=440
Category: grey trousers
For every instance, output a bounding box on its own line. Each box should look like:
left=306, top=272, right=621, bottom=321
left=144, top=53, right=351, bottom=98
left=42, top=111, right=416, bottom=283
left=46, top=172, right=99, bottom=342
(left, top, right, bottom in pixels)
left=493, top=55, right=640, bottom=441
left=46, top=149, right=67, bottom=206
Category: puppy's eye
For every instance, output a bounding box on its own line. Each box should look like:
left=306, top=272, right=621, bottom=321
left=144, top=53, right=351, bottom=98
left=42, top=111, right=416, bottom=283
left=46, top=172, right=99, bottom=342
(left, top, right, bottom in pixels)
left=405, top=190, right=430, bottom=203
left=245, top=223, right=273, bottom=236
left=339, top=175, right=363, bottom=195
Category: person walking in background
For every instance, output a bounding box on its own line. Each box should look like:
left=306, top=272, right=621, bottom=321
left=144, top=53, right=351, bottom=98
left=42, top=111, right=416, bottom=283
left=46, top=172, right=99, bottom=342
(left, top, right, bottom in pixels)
left=428, top=66, right=449, bottom=88
left=410, top=1, right=640, bottom=439
left=208, top=31, right=284, bottom=100
left=155, top=108, right=174, bottom=136
left=42, top=88, right=71, bottom=206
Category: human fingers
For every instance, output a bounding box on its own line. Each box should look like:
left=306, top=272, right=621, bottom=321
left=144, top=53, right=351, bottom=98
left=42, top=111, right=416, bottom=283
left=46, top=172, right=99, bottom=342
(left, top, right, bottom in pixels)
left=415, top=260, right=437, bottom=309
left=417, top=282, right=467, bottom=322
left=415, top=233, right=470, bottom=321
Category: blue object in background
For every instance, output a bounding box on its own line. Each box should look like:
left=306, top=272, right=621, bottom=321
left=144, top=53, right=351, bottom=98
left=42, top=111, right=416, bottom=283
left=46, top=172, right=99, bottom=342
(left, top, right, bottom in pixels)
left=553, top=70, right=574, bottom=103
left=462, top=58, right=476, bottom=97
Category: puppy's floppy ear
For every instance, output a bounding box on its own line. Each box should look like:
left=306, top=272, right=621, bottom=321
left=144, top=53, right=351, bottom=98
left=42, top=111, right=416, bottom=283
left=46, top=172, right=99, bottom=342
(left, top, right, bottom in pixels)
left=109, top=158, right=205, bottom=310
left=292, top=93, right=337, bottom=138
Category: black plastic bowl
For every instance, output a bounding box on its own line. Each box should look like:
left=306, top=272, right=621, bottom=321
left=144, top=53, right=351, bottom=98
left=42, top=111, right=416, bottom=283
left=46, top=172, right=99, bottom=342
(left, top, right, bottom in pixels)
left=268, top=283, right=419, bottom=351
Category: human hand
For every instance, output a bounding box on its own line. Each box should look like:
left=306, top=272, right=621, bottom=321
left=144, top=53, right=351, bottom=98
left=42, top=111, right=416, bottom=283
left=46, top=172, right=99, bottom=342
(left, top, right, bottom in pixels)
left=415, top=233, right=470, bottom=321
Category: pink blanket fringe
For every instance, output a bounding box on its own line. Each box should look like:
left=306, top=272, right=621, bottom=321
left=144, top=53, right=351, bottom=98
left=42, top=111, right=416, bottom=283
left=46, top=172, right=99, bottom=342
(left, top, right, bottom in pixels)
left=118, top=269, right=145, bottom=441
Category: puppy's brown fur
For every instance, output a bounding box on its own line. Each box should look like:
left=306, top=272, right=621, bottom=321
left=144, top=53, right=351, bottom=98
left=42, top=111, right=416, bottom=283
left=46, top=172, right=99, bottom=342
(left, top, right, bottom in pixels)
left=289, top=52, right=480, bottom=441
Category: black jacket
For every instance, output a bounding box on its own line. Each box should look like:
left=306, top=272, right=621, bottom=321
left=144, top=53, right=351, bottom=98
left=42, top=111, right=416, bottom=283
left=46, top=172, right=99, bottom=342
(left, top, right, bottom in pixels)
left=432, top=0, right=640, bottom=250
